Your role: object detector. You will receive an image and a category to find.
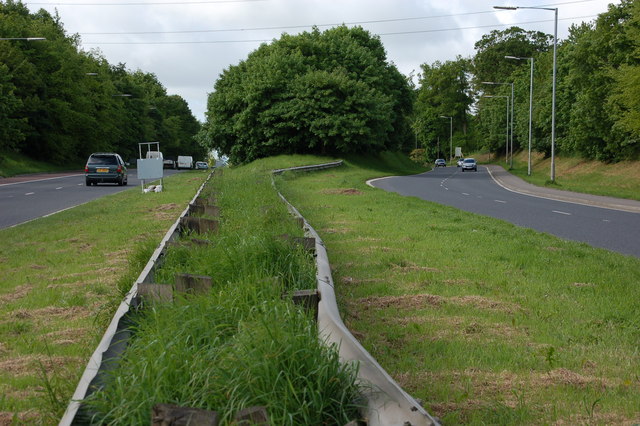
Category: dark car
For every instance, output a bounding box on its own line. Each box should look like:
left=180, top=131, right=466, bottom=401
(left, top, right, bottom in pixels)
left=435, top=159, right=446, bottom=167
left=85, top=153, right=128, bottom=186
left=461, top=158, right=477, bottom=172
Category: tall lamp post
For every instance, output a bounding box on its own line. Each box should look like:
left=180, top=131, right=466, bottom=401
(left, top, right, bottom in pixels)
left=505, top=55, right=534, bottom=176
left=439, top=115, right=452, bottom=162
left=482, top=81, right=514, bottom=168
left=483, top=95, right=509, bottom=159
left=495, top=4, right=557, bottom=181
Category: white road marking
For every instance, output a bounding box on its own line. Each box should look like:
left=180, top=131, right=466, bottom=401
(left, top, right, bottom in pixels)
left=602, top=219, right=611, bottom=222
left=25, top=192, right=34, bottom=196
left=494, top=199, right=506, bottom=203
left=56, top=187, right=63, bottom=190
left=552, top=210, right=572, bottom=216
left=462, top=192, right=470, bottom=196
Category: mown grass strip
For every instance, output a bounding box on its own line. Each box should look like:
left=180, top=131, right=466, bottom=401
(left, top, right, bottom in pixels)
left=0, top=171, right=207, bottom=424
left=276, top=153, right=640, bottom=424
left=82, top=159, right=363, bottom=425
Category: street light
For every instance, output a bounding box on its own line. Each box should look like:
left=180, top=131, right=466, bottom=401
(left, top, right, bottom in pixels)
left=483, top=95, right=509, bottom=160
left=482, top=81, right=514, bottom=168
left=495, top=4, right=557, bottom=181
left=506, top=55, right=535, bottom=176
left=439, top=115, right=452, bottom=162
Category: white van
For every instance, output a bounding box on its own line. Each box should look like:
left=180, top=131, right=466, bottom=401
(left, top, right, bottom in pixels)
left=177, top=156, right=193, bottom=169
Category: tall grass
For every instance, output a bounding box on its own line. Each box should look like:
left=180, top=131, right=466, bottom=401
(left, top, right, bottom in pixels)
left=83, top=161, right=363, bottom=424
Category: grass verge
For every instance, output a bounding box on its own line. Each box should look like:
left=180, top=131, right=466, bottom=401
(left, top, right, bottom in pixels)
left=276, top=154, right=640, bottom=424
left=478, top=151, right=640, bottom=201
left=0, top=151, right=74, bottom=178
left=83, top=159, right=363, bottom=424
left=0, top=171, right=207, bottom=424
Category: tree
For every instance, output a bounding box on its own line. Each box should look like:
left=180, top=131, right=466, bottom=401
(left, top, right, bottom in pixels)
left=198, top=26, right=413, bottom=164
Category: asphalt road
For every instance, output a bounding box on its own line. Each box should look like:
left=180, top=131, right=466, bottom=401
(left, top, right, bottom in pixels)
left=0, top=169, right=181, bottom=229
left=370, top=166, right=640, bottom=258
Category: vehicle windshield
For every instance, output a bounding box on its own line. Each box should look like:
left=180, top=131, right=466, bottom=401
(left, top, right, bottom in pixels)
left=464, top=159, right=475, bottom=163
left=89, top=155, right=117, bottom=165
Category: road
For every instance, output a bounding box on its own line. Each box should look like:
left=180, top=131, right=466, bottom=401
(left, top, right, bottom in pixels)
left=370, top=166, right=640, bottom=258
left=0, top=170, right=181, bottom=229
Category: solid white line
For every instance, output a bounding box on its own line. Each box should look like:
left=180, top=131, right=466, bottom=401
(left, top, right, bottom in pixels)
left=0, top=174, right=80, bottom=187
left=552, top=210, right=572, bottom=216
left=494, top=199, right=506, bottom=203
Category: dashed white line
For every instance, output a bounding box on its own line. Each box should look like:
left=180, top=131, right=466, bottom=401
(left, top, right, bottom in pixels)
left=552, top=210, right=572, bottom=216
left=462, top=192, right=470, bottom=196
left=494, top=199, right=506, bottom=203
left=56, top=187, right=63, bottom=190
left=25, top=192, right=35, bottom=196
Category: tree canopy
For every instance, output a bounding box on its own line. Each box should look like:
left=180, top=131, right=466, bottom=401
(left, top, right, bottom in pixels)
left=198, top=26, right=413, bottom=164
left=0, top=0, right=204, bottom=165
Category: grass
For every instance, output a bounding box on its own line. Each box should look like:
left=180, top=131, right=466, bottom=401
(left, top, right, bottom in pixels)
left=0, top=151, right=75, bottom=178
left=0, top=171, right=207, bottom=424
left=83, top=160, right=363, bottom=425
left=479, top=151, right=640, bottom=201
left=276, top=154, right=640, bottom=424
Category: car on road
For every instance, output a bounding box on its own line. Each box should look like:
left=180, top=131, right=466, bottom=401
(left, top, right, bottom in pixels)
left=163, top=159, right=176, bottom=169
left=195, top=161, right=209, bottom=170
left=435, top=159, right=446, bottom=167
left=461, top=158, right=477, bottom=172
left=85, top=153, right=128, bottom=186
left=457, top=158, right=464, bottom=167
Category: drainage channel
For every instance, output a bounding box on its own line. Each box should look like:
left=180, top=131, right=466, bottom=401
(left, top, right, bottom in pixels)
left=60, top=163, right=438, bottom=426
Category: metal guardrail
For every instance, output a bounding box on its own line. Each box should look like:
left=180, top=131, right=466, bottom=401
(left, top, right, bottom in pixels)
left=59, top=173, right=213, bottom=425
left=61, top=161, right=437, bottom=425
left=275, top=162, right=438, bottom=426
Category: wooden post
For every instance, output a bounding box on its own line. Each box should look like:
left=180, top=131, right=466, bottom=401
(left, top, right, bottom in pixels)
left=138, top=283, right=173, bottom=303
left=175, top=273, right=213, bottom=295
left=152, top=403, right=218, bottom=426
left=181, top=217, right=219, bottom=234
left=290, top=289, right=320, bottom=322
left=234, top=406, right=269, bottom=425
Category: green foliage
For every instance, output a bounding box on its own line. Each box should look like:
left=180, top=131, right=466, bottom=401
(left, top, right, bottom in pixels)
left=0, top=1, right=203, bottom=165
left=198, top=26, right=413, bottom=164
left=414, top=57, right=473, bottom=158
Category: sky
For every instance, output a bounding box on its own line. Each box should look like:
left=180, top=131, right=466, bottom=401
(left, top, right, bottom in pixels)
left=23, top=0, right=620, bottom=122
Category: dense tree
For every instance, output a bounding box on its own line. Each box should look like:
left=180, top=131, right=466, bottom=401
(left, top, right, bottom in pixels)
left=0, top=0, right=201, bottom=166
left=198, top=26, right=413, bottom=164
left=414, top=57, right=474, bottom=160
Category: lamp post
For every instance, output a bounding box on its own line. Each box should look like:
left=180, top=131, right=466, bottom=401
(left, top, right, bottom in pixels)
left=506, top=55, right=534, bottom=175
left=483, top=95, right=509, bottom=160
left=495, top=5, right=557, bottom=181
left=439, top=115, right=452, bottom=162
left=482, top=81, right=514, bottom=168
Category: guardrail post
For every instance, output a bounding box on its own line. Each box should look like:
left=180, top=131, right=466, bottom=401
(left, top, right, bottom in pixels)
left=180, top=217, right=219, bottom=234
left=234, top=406, right=269, bottom=425
left=290, top=289, right=320, bottom=322
left=138, top=283, right=173, bottom=303
left=175, top=273, right=213, bottom=295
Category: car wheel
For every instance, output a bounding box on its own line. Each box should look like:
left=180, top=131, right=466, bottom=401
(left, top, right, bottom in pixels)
left=462, top=169, right=465, bottom=172
left=85, top=179, right=91, bottom=186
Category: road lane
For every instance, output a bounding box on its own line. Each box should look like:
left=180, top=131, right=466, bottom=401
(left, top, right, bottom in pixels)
left=0, top=170, right=181, bottom=229
left=370, top=166, right=640, bottom=257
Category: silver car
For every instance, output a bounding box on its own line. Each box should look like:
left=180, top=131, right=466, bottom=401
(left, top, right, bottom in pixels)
left=461, top=158, right=477, bottom=172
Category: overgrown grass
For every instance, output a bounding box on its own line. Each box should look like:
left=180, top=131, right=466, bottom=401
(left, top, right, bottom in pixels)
left=0, top=171, right=206, bottom=424
left=482, top=151, right=640, bottom=201
left=0, top=151, right=74, bottom=177
left=82, top=160, right=363, bottom=424
left=276, top=154, right=640, bottom=424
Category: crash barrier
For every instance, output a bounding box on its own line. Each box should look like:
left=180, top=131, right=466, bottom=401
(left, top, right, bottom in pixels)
left=60, top=162, right=438, bottom=425
left=274, top=163, right=438, bottom=426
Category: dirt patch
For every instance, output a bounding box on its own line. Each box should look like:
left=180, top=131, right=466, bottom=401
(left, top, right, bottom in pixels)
left=26, top=306, right=94, bottom=321
left=0, top=354, right=80, bottom=377
left=448, top=295, right=522, bottom=314
left=390, top=261, right=441, bottom=273
left=43, top=327, right=90, bottom=345
left=0, top=284, right=33, bottom=305
left=572, top=282, right=596, bottom=288
left=321, top=227, right=351, bottom=234
left=321, top=188, right=364, bottom=195
left=0, top=410, right=40, bottom=425
left=340, top=276, right=385, bottom=285
left=354, top=294, right=444, bottom=311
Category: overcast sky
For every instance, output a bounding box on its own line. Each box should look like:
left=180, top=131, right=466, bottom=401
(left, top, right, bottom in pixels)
left=25, top=0, right=619, bottom=122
